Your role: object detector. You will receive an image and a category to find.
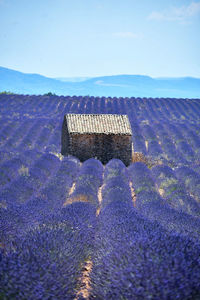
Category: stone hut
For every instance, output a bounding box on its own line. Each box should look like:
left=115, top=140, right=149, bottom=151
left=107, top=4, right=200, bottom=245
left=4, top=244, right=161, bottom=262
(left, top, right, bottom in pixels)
left=61, top=113, right=132, bottom=166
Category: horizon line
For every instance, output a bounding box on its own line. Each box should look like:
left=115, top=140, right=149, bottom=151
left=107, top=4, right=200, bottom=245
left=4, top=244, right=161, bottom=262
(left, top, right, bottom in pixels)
left=1, top=65, right=200, bottom=80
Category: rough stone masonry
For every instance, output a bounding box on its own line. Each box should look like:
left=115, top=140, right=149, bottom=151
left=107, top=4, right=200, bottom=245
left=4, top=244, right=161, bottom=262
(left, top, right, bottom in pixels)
left=61, top=113, right=132, bottom=166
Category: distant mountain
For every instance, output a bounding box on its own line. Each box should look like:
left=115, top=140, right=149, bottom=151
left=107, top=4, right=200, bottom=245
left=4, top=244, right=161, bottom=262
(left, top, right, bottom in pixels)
left=0, top=66, right=76, bottom=95
left=0, top=66, right=200, bottom=98
left=55, top=77, right=91, bottom=82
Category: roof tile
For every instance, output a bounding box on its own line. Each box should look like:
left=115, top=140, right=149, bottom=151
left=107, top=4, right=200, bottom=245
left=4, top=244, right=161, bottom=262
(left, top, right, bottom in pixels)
left=65, top=114, right=132, bottom=135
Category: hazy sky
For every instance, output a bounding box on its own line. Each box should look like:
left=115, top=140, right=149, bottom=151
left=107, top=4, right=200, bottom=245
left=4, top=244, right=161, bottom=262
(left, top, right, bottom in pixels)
left=0, top=0, right=200, bottom=78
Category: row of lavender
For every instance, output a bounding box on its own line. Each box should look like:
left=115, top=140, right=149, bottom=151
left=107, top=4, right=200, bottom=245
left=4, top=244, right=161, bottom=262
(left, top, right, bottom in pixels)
left=0, top=94, right=199, bottom=122
left=0, top=116, right=199, bottom=168
left=90, top=160, right=200, bottom=299
left=0, top=94, right=200, bottom=298
left=0, top=155, right=101, bottom=299
left=0, top=154, right=86, bottom=299
left=1, top=158, right=200, bottom=299
left=1, top=95, right=200, bottom=167
left=0, top=118, right=61, bottom=154
left=1, top=149, right=200, bottom=214
left=1, top=146, right=200, bottom=205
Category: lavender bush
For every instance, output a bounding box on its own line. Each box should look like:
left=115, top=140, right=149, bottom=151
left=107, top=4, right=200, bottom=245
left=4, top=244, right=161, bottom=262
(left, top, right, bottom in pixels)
left=90, top=201, right=200, bottom=299
left=1, top=94, right=200, bottom=299
left=151, top=165, right=200, bottom=216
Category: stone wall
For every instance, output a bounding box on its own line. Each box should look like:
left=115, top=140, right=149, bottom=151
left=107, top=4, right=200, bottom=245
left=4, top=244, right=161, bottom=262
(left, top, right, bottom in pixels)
left=111, top=135, right=132, bottom=166
left=61, top=114, right=132, bottom=165
left=61, top=118, right=69, bottom=155
left=62, top=131, right=132, bottom=166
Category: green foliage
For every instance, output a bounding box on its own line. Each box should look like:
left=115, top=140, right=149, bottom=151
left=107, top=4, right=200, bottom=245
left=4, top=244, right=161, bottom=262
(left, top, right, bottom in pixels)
left=0, top=91, right=15, bottom=95
left=43, top=92, right=57, bottom=96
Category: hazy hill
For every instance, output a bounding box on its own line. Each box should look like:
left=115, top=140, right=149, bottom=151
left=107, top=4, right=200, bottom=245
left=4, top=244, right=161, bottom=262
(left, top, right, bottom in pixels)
left=56, top=77, right=91, bottom=82
left=0, top=66, right=200, bottom=98
left=0, top=66, right=75, bottom=95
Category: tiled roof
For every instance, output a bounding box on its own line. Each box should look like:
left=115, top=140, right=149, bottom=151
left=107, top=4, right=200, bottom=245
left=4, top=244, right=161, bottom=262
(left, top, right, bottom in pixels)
left=65, top=114, right=132, bottom=135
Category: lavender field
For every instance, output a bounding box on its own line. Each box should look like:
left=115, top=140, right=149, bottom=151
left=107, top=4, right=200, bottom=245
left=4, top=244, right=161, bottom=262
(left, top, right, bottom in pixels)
left=0, top=94, right=200, bottom=299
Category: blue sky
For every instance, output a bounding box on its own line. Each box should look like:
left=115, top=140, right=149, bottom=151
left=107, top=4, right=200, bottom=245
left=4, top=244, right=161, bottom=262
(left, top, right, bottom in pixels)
left=0, top=0, right=200, bottom=78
